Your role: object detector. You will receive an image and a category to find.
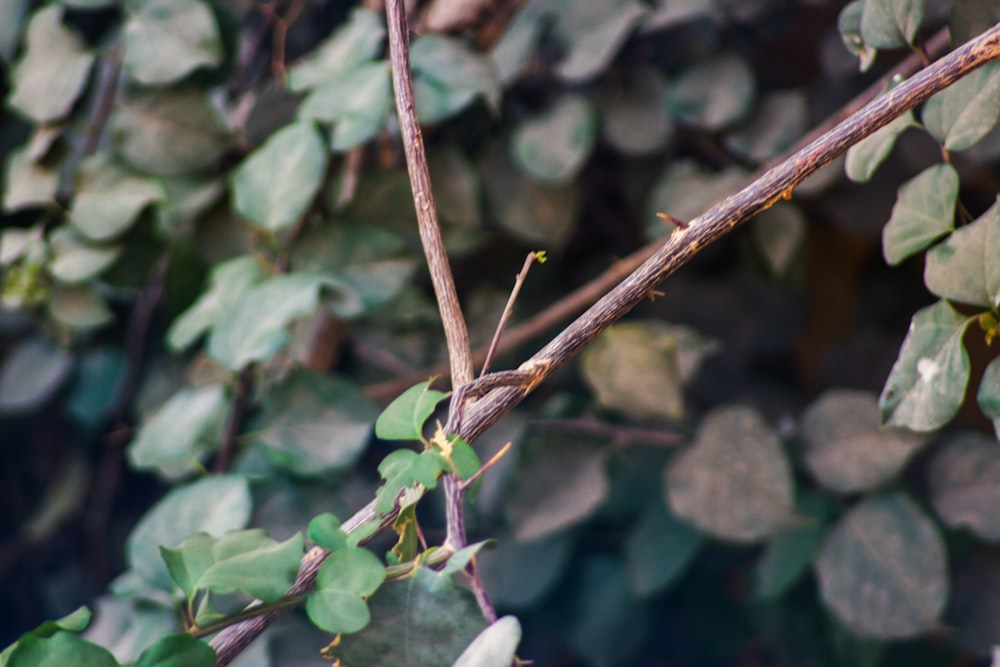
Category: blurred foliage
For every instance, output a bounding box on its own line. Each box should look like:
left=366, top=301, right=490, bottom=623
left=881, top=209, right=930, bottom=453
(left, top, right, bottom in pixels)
left=2, top=0, right=1000, bottom=665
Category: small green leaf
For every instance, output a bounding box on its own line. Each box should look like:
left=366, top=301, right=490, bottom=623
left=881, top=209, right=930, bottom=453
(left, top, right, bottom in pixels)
left=196, top=530, right=304, bottom=602
left=511, top=93, right=597, bottom=183
left=882, top=164, right=958, bottom=265
left=166, top=255, right=267, bottom=352
left=287, top=7, right=384, bottom=91
left=839, top=1, right=877, bottom=71
left=3, top=146, right=59, bottom=212
left=928, top=432, right=1000, bottom=541
left=374, top=380, right=449, bottom=441
left=70, top=154, right=165, bottom=242
left=307, top=548, right=386, bottom=634
left=923, top=62, right=1000, bottom=151
left=451, top=616, right=521, bottom=667
left=625, top=504, right=703, bottom=597
left=666, top=405, right=798, bottom=542
left=376, top=449, right=420, bottom=515
left=800, top=389, right=929, bottom=493
left=206, top=273, right=326, bottom=371
left=297, top=61, right=392, bottom=151
left=47, top=227, right=121, bottom=284
left=880, top=300, right=973, bottom=431
left=860, top=0, right=924, bottom=48
left=411, top=35, right=499, bottom=123
left=123, top=0, right=222, bottom=85
left=845, top=107, right=915, bottom=182
left=670, top=54, right=756, bottom=131
left=815, top=493, right=947, bottom=638
left=47, top=285, right=114, bottom=332
left=128, top=384, right=227, bottom=474
left=308, top=513, right=348, bottom=552
left=924, top=200, right=1000, bottom=308
left=230, top=122, right=327, bottom=231
left=0, top=338, right=72, bottom=415
left=8, top=6, right=94, bottom=123
left=133, top=633, right=217, bottom=667
left=448, top=437, right=481, bottom=482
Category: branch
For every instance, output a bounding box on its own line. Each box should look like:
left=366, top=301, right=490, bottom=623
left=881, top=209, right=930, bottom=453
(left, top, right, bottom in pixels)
left=455, top=23, right=1000, bottom=445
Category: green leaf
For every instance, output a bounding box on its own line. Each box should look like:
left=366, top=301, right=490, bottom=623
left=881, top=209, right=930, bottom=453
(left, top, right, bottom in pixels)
left=411, top=35, right=500, bottom=123
left=159, top=532, right=214, bottom=598
left=0, top=338, right=72, bottom=415
left=287, top=7, right=384, bottom=91
left=4, top=630, right=118, bottom=667
left=411, top=449, right=447, bottom=488
left=0, top=0, right=28, bottom=62
left=839, top=1, right=877, bottom=71
left=489, top=6, right=544, bottom=85
left=70, top=154, right=165, bottom=242
left=248, top=370, right=377, bottom=476
left=126, top=475, right=251, bottom=590
left=815, top=493, right=947, bottom=638
left=597, top=67, right=673, bottom=156
left=7, top=6, right=94, bottom=123
left=546, top=0, right=649, bottom=83
left=581, top=320, right=718, bottom=421
left=329, top=567, right=485, bottom=665
left=123, top=0, right=222, bottom=85
left=879, top=300, right=974, bottom=431
left=669, top=54, right=756, bottom=131
left=132, top=633, right=216, bottom=667
left=194, top=530, right=304, bottom=602
left=644, top=160, right=748, bottom=238
left=927, top=432, right=1000, bottom=541
left=754, top=520, right=826, bottom=600
left=750, top=202, right=807, bottom=278
left=800, top=389, right=929, bottom=493
left=166, top=255, right=267, bottom=352
left=376, top=449, right=420, bottom=515
left=922, top=62, right=1000, bottom=151
left=725, top=90, right=808, bottom=162
left=882, top=164, right=958, bottom=265
left=506, top=438, right=609, bottom=541
left=845, top=106, right=915, bottom=182
left=860, top=0, right=923, bottom=48
left=666, top=405, right=798, bottom=542
left=450, top=616, right=521, bottom=667
left=230, top=122, right=327, bottom=231
left=64, top=346, right=125, bottom=428
left=925, top=200, right=1000, bottom=308
left=308, top=513, right=348, bottom=552
left=568, top=557, right=647, bottom=667
left=128, top=384, right=227, bottom=475
left=511, top=93, right=596, bottom=183
left=448, top=437, right=481, bottom=482
left=625, top=504, right=703, bottom=597
left=3, top=146, right=59, bottom=212
left=111, top=87, right=232, bottom=176
left=949, top=0, right=1000, bottom=45
left=47, top=227, right=121, bottom=284
left=206, top=273, right=326, bottom=371
left=307, top=547, right=386, bottom=634
left=477, top=534, right=571, bottom=608
left=979, top=356, right=1000, bottom=433
left=374, top=380, right=449, bottom=441
left=297, top=61, right=392, bottom=151
left=47, top=285, right=114, bottom=332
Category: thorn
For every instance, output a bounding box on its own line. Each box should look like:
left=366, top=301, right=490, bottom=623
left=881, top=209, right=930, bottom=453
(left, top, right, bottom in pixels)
left=656, top=212, right=689, bottom=229
left=646, top=288, right=665, bottom=302
left=782, top=188, right=793, bottom=200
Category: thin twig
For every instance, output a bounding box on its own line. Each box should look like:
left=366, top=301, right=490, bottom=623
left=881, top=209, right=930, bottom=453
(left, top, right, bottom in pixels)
left=214, top=366, right=253, bottom=474
left=84, top=43, right=122, bottom=155
left=480, top=252, right=544, bottom=377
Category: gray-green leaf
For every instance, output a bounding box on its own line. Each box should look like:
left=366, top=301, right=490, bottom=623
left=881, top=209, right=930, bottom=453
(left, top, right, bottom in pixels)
left=123, top=0, right=222, bottom=85
left=924, top=199, right=1000, bottom=308
left=882, top=164, right=958, bottom=265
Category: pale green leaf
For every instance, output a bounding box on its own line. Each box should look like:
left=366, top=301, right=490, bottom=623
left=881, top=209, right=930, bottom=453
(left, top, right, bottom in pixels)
left=411, top=35, right=499, bottom=123
left=451, top=616, right=521, bottom=667
left=880, top=300, right=973, bottom=431
left=0, top=338, right=72, bottom=415
left=670, top=54, right=755, bottom=131
left=547, top=0, right=648, bottom=83
left=47, top=285, right=114, bottom=331
left=815, top=493, right=947, bottom=638
left=197, top=531, right=304, bottom=602
left=123, top=0, right=222, bottom=85
left=511, top=93, right=597, bottom=183
left=70, top=154, right=165, bottom=242
left=882, top=164, right=958, bottom=265
left=374, top=380, right=448, bottom=441
left=925, top=200, right=1000, bottom=308
left=297, top=61, right=391, bottom=151
left=128, top=384, right=227, bottom=473
left=47, top=227, right=121, bottom=284
left=287, top=7, right=384, bottom=91
left=3, top=147, right=58, bottom=212
left=598, top=67, right=673, bottom=155
left=230, top=122, right=327, bottom=231
left=307, top=548, right=386, bottom=633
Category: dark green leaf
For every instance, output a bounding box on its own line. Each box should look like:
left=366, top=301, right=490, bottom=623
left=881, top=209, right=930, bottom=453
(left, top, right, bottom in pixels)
left=569, top=557, right=647, bottom=667
left=923, top=62, right=1000, bottom=151
left=307, top=547, right=386, bottom=633
left=0, top=337, right=72, bottom=415
left=206, top=273, right=326, bottom=371
left=511, top=93, right=597, bottom=183
left=411, top=35, right=499, bottom=123
left=287, top=7, right=384, bottom=91
left=645, top=161, right=747, bottom=238
left=123, top=0, right=222, bottom=85
left=670, top=54, right=755, bottom=131
left=860, top=0, right=923, bottom=48
left=506, top=438, right=609, bottom=541
left=800, top=389, right=928, bottom=493
left=879, top=300, right=973, bottom=431
left=927, top=432, right=1000, bottom=541
left=70, top=154, right=165, bottom=242
left=5, top=630, right=118, bottom=667
left=882, top=164, right=958, bottom=265
left=625, top=504, right=703, bottom=596
left=666, top=405, right=798, bottom=542
left=978, top=356, right=1000, bottom=433
left=839, top=1, right=877, bottom=70
left=126, top=475, right=251, bottom=590
left=308, top=513, right=348, bottom=552
left=64, top=346, right=125, bottom=428
left=925, top=200, right=1000, bottom=308
left=8, top=6, right=94, bottom=123
left=128, top=384, right=227, bottom=475
left=297, top=61, right=391, bottom=151
left=949, top=0, right=1000, bottom=45
left=479, top=534, right=570, bottom=608
left=489, top=6, right=544, bottom=85
left=374, top=380, right=449, bottom=441
left=230, top=122, right=327, bottom=231
left=725, top=90, right=808, bottom=162
left=815, top=493, right=947, bottom=638
left=846, top=109, right=914, bottom=182
left=546, top=0, right=648, bottom=83
left=133, top=633, right=217, bottom=667
left=450, top=616, right=521, bottom=667
left=750, top=202, right=806, bottom=277
left=754, top=520, right=826, bottom=600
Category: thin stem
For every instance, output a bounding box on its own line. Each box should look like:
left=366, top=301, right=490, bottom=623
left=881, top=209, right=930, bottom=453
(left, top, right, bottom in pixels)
left=214, top=366, right=253, bottom=474
left=84, top=43, right=122, bottom=155
left=480, top=252, right=543, bottom=377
